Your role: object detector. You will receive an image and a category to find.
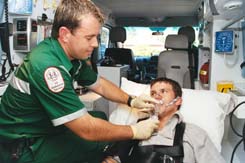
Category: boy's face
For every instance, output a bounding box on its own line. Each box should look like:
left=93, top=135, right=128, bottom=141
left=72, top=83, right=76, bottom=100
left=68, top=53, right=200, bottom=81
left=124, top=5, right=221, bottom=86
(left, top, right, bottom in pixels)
left=150, top=82, right=176, bottom=105
left=150, top=82, right=181, bottom=116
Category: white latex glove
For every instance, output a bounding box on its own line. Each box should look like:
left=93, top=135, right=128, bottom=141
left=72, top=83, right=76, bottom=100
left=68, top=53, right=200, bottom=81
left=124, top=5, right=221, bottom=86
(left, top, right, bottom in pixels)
left=130, top=118, right=159, bottom=140
left=136, top=109, right=151, bottom=120
left=131, top=94, right=159, bottom=109
left=103, top=156, right=120, bottom=163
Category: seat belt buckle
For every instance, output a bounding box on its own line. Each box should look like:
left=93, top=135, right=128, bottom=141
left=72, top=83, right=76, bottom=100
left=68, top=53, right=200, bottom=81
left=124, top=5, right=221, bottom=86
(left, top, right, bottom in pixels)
left=11, top=147, right=21, bottom=161
left=160, top=154, right=175, bottom=163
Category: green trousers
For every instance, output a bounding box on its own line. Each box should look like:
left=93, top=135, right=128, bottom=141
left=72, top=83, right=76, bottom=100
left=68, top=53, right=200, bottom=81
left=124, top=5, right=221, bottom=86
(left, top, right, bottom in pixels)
left=0, top=111, right=109, bottom=163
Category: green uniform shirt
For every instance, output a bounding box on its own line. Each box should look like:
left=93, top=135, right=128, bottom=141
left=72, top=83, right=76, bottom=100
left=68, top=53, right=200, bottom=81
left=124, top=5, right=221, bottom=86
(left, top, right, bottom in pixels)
left=0, top=38, right=98, bottom=140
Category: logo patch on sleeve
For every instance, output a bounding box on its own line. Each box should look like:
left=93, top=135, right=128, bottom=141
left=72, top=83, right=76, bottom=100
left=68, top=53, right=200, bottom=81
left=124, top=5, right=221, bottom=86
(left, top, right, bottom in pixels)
left=44, top=67, right=65, bottom=93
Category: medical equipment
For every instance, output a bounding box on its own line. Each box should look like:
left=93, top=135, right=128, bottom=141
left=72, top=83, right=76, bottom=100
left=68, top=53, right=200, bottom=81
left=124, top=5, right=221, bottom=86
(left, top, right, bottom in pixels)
left=150, top=97, right=179, bottom=136
left=12, top=16, right=37, bottom=52
left=166, top=97, right=179, bottom=107
left=8, top=0, right=32, bottom=15
left=151, top=101, right=162, bottom=135
left=198, top=47, right=210, bottom=81
left=0, top=0, right=14, bottom=82
left=151, top=97, right=179, bottom=120
left=215, top=30, right=234, bottom=54
left=150, top=98, right=179, bottom=136
left=199, top=61, right=209, bottom=84
left=217, top=81, right=234, bottom=93
left=151, top=100, right=163, bottom=120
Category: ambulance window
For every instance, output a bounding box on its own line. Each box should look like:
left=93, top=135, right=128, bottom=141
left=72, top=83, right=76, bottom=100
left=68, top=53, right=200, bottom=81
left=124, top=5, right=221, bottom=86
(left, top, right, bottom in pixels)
left=98, top=26, right=110, bottom=60
left=124, top=27, right=199, bottom=57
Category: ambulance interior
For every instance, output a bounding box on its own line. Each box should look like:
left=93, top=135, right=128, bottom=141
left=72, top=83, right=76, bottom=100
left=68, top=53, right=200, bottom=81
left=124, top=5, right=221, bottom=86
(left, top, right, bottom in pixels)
left=0, top=0, right=245, bottom=162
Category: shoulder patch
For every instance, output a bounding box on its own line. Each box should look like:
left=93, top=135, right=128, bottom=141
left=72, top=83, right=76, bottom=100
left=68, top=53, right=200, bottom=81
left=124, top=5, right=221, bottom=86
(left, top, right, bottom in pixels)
left=44, top=67, right=65, bottom=93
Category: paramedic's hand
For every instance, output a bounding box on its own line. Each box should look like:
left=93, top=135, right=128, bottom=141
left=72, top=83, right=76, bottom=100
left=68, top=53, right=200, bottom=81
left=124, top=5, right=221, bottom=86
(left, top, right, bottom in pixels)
left=130, top=94, right=159, bottom=110
left=103, top=156, right=120, bottom=163
left=130, top=118, right=159, bottom=140
left=137, top=109, right=151, bottom=119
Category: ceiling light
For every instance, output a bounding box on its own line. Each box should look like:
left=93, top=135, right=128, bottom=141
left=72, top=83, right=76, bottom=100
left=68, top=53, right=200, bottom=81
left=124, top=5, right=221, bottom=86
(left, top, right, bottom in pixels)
left=223, top=0, right=243, bottom=10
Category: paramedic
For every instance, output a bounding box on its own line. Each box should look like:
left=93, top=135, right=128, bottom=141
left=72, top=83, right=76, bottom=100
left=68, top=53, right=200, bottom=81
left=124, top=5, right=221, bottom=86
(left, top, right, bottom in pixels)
left=104, top=77, right=225, bottom=163
left=0, top=0, right=159, bottom=163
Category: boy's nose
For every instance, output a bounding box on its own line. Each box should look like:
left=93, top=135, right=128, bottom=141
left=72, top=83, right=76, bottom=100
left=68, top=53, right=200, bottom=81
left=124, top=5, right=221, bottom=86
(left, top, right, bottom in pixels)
left=154, top=93, right=162, bottom=100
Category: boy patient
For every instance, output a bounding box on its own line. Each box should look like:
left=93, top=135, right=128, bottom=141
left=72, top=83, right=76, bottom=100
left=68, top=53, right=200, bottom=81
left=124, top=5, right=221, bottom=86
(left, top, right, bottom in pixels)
left=103, top=77, right=226, bottom=163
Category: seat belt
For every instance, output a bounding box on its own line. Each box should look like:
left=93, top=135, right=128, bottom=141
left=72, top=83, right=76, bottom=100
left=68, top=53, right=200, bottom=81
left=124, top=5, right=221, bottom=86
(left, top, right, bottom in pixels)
left=103, top=122, right=185, bottom=163
left=125, top=122, right=186, bottom=163
left=151, top=122, right=185, bottom=163
left=187, top=44, right=195, bottom=89
left=241, top=21, right=245, bottom=78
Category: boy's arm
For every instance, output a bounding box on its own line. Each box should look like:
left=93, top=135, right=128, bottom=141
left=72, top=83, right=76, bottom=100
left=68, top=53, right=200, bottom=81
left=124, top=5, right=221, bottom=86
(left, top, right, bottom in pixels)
left=184, top=124, right=226, bottom=163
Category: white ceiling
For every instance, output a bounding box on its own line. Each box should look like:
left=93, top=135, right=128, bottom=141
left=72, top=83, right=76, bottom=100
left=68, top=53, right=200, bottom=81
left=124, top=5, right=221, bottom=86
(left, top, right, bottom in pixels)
left=92, top=0, right=202, bottom=26
left=93, top=0, right=202, bottom=18
left=214, top=0, right=245, bottom=20
left=93, top=0, right=245, bottom=26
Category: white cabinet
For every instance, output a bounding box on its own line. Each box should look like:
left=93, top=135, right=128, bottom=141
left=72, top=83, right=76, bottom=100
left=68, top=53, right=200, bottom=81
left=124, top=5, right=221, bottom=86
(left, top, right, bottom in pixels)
left=97, top=65, right=129, bottom=86
left=97, top=65, right=129, bottom=115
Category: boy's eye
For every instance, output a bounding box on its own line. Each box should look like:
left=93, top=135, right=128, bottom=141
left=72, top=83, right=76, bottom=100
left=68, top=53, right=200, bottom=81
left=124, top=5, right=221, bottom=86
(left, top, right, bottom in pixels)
left=150, top=92, right=156, bottom=96
left=151, top=88, right=168, bottom=97
left=160, top=89, right=166, bottom=94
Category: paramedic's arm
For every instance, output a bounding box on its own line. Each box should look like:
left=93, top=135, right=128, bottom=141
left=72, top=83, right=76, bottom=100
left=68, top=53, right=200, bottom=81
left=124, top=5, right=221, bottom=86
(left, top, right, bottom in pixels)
left=90, top=77, right=129, bottom=105
left=65, top=113, right=159, bottom=141
left=89, top=77, right=157, bottom=108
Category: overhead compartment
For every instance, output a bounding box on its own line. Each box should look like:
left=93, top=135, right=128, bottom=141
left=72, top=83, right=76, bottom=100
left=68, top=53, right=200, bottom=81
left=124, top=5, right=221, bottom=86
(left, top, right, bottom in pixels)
left=203, top=0, right=245, bottom=22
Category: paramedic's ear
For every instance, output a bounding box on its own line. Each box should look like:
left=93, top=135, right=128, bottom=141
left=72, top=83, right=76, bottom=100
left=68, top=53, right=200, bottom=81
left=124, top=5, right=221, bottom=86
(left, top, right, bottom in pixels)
left=58, top=26, right=72, bottom=43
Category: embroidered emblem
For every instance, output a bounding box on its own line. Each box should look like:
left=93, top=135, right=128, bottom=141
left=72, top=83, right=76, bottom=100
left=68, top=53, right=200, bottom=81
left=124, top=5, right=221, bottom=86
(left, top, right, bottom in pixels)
left=44, top=67, right=64, bottom=93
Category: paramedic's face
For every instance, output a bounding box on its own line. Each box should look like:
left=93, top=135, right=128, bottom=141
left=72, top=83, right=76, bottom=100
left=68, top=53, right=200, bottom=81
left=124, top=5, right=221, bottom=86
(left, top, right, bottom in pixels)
left=61, top=14, right=101, bottom=60
left=150, top=82, right=176, bottom=106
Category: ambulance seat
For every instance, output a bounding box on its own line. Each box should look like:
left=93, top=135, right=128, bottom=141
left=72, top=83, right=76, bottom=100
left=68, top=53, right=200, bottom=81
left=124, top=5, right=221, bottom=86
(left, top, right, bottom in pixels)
left=104, top=27, right=139, bottom=81
left=157, top=34, right=191, bottom=88
left=105, top=48, right=136, bottom=70
left=178, top=26, right=198, bottom=80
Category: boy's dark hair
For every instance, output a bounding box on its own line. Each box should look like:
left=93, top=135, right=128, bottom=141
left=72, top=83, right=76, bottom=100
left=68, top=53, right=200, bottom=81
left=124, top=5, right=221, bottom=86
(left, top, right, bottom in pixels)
left=150, top=77, right=182, bottom=98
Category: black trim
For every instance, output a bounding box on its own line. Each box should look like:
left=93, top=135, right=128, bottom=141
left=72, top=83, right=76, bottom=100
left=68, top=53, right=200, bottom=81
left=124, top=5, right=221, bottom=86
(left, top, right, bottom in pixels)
left=127, top=96, right=133, bottom=107
left=209, top=0, right=219, bottom=15
left=187, top=45, right=195, bottom=89
left=240, top=61, right=245, bottom=69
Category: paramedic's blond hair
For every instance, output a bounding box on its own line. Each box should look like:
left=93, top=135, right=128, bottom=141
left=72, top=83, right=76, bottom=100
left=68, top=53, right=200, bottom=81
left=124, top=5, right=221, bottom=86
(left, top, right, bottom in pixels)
left=51, top=0, right=104, bottom=38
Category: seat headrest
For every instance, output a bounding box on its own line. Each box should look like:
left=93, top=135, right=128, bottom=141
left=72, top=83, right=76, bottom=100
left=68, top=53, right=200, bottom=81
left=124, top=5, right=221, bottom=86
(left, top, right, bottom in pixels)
left=165, top=35, right=189, bottom=50
left=109, top=27, right=126, bottom=43
left=178, top=26, right=195, bottom=44
left=105, top=48, right=134, bottom=68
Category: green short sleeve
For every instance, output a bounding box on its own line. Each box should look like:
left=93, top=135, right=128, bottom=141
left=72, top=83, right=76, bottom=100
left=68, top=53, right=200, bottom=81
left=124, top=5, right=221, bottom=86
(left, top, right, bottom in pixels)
left=30, top=66, right=86, bottom=126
